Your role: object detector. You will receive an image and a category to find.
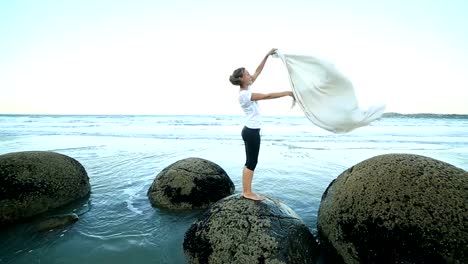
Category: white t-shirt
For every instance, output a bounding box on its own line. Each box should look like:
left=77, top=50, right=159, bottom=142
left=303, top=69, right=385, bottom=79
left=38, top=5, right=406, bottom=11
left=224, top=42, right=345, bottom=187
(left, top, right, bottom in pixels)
left=239, top=88, right=261, bottom=128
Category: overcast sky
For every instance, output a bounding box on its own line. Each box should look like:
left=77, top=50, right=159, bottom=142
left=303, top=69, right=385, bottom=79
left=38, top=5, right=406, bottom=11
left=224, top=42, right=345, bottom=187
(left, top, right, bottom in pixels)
left=1, top=0, right=467, bottom=115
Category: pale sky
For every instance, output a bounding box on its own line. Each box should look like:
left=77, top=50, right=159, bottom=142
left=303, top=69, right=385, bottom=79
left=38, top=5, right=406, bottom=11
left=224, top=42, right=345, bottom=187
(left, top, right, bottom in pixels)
left=1, top=0, right=467, bottom=115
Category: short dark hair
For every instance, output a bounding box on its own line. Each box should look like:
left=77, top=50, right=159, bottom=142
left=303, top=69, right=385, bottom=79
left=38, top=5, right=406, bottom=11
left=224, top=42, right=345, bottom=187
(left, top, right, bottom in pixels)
left=229, top=67, right=245, bottom=86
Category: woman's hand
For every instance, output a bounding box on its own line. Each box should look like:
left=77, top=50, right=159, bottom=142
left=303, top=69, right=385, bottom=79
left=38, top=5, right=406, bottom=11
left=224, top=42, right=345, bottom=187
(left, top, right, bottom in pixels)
left=267, top=48, right=278, bottom=56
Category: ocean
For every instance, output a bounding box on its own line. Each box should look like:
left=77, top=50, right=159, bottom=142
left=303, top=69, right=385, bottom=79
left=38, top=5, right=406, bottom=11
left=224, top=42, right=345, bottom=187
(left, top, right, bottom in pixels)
left=0, top=114, right=467, bottom=263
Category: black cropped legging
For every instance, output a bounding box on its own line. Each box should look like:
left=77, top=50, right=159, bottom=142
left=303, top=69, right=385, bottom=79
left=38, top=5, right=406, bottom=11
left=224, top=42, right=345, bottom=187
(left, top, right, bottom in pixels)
left=241, top=126, right=261, bottom=171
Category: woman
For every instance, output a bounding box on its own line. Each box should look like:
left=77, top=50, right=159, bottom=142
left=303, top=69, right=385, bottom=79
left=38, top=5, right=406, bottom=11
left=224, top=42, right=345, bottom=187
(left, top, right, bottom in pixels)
left=229, top=48, right=294, bottom=200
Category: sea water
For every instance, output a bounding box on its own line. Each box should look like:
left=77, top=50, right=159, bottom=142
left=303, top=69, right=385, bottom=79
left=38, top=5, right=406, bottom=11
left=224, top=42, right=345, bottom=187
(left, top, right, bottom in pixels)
left=0, top=114, right=467, bottom=263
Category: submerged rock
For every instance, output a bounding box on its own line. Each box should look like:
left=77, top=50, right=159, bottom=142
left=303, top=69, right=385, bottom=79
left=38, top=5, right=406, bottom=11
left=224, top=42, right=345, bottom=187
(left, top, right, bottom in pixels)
left=317, top=154, right=468, bottom=264
left=0, top=151, right=91, bottom=228
left=147, top=157, right=234, bottom=210
left=183, top=194, right=319, bottom=264
left=37, top=213, right=79, bottom=232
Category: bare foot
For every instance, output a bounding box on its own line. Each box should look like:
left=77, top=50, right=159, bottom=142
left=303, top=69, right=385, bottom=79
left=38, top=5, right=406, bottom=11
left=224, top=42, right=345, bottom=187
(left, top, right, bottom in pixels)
left=242, top=192, right=264, bottom=201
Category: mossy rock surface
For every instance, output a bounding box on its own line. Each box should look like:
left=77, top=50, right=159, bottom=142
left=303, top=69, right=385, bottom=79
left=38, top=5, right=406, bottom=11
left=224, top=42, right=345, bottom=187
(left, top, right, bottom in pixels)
left=0, top=151, right=90, bottom=228
left=183, top=194, right=319, bottom=264
left=147, top=157, right=234, bottom=210
left=317, top=154, right=468, bottom=264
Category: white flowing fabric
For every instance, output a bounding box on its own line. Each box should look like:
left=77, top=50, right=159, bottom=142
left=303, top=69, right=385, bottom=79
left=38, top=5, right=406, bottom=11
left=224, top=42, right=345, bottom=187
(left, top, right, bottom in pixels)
left=275, top=52, right=385, bottom=133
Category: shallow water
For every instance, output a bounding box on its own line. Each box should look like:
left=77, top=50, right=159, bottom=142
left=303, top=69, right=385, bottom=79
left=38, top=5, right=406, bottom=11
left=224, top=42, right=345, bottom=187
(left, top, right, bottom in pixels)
left=0, top=114, right=467, bottom=263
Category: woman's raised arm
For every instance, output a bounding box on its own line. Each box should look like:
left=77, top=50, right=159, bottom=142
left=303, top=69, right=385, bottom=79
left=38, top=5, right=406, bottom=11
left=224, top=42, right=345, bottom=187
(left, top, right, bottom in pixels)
left=251, top=48, right=277, bottom=83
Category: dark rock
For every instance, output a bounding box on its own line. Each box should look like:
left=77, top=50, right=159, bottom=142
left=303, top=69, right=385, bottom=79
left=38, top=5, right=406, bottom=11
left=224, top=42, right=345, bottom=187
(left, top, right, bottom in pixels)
left=317, top=154, right=468, bottom=264
left=0, top=151, right=91, bottom=228
left=36, top=213, right=79, bottom=231
left=147, top=157, right=234, bottom=210
left=183, top=194, right=319, bottom=264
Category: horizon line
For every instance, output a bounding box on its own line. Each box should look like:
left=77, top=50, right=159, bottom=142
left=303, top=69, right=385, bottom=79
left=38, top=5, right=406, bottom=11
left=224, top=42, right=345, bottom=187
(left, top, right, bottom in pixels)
left=1, top=112, right=467, bottom=117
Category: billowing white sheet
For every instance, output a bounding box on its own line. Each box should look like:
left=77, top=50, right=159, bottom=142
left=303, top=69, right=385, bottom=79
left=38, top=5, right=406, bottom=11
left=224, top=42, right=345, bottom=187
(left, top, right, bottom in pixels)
left=275, top=52, right=385, bottom=133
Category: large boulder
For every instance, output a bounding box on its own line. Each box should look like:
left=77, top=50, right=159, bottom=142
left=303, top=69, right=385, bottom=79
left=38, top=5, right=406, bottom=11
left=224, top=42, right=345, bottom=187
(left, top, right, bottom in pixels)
left=0, top=151, right=91, bottom=228
left=147, top=157, right=234, bottom=210
left=183, top=194, right=319, bottom=264
left=317, top=154, right=468, bottom=264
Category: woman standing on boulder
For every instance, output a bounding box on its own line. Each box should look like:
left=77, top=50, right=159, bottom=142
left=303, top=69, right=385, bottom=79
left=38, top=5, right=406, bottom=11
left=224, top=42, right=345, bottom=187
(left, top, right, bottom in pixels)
left=229, top=48, right=294, bottom=201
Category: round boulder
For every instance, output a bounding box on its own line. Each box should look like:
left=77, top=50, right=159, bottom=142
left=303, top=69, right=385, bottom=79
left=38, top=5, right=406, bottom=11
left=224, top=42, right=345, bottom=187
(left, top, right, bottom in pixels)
left=317, top=154, right=468, bottom=264
left=147, top=157, right=234, bottom=210
left=183, top=194, right=319, bottom=264
left=0, top=151, right=91, bottom=228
